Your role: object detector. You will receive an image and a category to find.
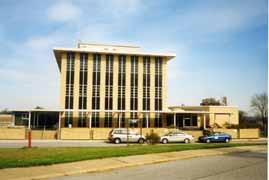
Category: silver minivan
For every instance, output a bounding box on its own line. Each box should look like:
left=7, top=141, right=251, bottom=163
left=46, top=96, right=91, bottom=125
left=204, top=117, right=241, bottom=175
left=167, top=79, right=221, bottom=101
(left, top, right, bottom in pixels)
left=108, top=128, right=146, bottom=144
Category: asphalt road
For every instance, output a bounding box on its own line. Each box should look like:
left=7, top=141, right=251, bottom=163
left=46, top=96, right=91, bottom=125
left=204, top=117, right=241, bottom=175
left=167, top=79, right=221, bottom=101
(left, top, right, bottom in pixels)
left=0, top=139, right=266, bottom=148
left=47, top=150, right=267, bottom=180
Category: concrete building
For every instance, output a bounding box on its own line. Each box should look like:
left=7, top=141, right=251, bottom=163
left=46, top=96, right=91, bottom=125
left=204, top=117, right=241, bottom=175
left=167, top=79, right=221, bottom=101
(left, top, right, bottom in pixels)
left=7, top=43, right=242, bottom=140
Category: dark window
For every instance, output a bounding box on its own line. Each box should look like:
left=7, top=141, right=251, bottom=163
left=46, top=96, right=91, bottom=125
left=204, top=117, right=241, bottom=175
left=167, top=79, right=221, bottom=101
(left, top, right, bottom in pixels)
left=78, top=112, right=87, bottom=127
left=92, top=113, right=100, bottom=127
left=64, top=112, right=73, bottom=127
left=104, top=113, right=112, bottom=127
left=154, top=114, right=162, bottom=128
left=118, top=98, right=125, bottom=110
left=143, top=98, right=150, bottom=110
left=65, top=96, right=73, bottom=109
left=79, top=97, right=87, bottom=109
left=105, top=97, right=113, bottom=110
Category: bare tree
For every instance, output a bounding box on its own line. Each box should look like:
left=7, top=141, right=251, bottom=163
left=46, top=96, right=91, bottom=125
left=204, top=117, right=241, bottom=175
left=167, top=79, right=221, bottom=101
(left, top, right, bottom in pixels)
left=250, top=92, right=268, bottom=136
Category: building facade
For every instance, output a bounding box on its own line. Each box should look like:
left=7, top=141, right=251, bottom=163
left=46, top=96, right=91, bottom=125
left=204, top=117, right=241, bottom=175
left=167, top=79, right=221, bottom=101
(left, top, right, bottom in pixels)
left=54, top=43, right=175, bottom=129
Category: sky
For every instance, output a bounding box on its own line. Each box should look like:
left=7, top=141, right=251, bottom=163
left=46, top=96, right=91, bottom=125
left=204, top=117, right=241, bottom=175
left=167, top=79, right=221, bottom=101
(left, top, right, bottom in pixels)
left=0, top=0, right=267, bottom=113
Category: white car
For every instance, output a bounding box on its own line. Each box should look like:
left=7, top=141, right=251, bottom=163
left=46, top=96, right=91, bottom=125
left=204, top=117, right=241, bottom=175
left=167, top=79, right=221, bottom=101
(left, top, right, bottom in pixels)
left=160, top=131, right=194, bottom=144
left=108, top=128, right=146, bottom=144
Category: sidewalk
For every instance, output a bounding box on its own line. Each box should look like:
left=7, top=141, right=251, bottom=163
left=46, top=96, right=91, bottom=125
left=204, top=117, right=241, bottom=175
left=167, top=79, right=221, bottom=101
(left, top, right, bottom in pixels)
left=0, top=145, right=266, bottom=180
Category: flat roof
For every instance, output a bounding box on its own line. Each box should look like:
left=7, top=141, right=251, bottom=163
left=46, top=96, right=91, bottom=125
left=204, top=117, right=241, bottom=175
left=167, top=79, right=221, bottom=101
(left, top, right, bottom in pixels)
left=53, top=45, right=176, bottom=70
left=168, top=105, right=238, bottom=108
left=10, top=109, right=209, bottom=114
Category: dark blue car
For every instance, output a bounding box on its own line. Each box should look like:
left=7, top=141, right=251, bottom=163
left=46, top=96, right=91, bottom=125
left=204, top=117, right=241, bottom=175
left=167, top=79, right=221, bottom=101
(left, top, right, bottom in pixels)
left=199, top=132, right=232, bottom=143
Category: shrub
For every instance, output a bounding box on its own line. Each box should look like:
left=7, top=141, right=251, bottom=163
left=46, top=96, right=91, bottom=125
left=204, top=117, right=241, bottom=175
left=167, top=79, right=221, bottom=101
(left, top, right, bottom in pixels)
left=146, top=131, right=160, bottom=145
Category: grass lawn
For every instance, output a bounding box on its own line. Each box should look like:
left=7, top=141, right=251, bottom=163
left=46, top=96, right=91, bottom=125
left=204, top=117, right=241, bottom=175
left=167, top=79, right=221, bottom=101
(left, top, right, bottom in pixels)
left=0, top=143, right=265, bottom=169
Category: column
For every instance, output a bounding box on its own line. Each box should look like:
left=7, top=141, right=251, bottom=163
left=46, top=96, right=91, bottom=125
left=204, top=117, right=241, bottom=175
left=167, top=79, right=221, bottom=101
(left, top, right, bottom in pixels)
left=58, top=112, right=62, bottom=139
left=173, top=113, right=176, bottom=128
left=89, top=112, right=92, bottom=128
left=137, top=56, right=143, bottom=111
left=73, top=53, right=80, bottom=127
left=146, top=113, right=149, bottom=128
left=203, top=114, right=206, bottom=129
left=28, top=111, right=31, bottom=129
left=60, top=53, right=67, bottom=109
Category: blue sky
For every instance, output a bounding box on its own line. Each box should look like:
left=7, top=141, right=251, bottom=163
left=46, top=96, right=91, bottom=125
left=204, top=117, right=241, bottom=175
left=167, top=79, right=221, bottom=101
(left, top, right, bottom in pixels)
left=0, top=0, right=267, bottom=113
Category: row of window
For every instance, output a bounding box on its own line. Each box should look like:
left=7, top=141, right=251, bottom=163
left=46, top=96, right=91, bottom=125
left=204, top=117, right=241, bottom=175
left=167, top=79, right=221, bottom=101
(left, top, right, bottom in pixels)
left=64, top=113, right=167, bottom=128
left=65, top=53, right=164, bottom=111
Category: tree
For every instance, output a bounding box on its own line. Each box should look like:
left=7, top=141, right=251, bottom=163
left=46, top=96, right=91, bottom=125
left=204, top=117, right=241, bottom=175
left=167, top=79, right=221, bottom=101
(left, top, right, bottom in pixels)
left=250, top=92, right=268, bottom=136
left=200, top=98, right=221, bottom=106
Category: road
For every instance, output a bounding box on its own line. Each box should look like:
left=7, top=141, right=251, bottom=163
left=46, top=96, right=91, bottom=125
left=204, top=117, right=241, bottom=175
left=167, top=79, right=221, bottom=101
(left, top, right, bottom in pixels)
left=0, top=140, right=124, bottom=148
left=47, top=149, right=267, bottom=180
left=0, top=139, right=266, bottom=148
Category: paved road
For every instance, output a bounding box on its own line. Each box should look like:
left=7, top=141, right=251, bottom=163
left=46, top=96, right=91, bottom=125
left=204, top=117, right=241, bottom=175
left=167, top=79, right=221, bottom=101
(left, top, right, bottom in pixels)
left=0, top=140, right=125, bottom=148
left=47, top=150, right=267, bottom=180
left=0, top=139, right=266, bottom=148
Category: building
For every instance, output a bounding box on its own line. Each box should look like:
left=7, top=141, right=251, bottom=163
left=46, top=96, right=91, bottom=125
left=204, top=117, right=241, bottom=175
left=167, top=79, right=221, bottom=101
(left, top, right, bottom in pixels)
left=7, top=43, right=241, bottom=140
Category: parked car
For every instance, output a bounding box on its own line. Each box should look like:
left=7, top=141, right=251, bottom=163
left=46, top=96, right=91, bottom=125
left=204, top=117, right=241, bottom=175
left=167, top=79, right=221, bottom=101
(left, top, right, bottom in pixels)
left=199, top=132, right=232, bottom=143
left=108, top=128, right=146, bottom=144
left=160, top=131, right=194, bottom=144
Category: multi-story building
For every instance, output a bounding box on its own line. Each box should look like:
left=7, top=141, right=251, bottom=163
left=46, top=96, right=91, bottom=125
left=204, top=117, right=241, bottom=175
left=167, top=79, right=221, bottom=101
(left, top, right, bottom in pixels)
left=8, top=42, right=241, bottom=140
left=53, top=43, right=176, bottom=128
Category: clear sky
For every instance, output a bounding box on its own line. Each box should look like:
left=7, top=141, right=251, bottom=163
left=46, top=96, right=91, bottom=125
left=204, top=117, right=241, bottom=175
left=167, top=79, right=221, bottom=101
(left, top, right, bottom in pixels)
left=0, top=0, right=267, bottom=113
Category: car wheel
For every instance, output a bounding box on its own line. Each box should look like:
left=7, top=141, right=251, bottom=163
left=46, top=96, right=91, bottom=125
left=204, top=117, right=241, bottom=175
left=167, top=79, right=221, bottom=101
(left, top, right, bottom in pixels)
left=184, top=138, right=190, bottom=143
left=138, top=138, right=145, bottom=144
left=225, top=138, right=230, bottom=143
left=114, top=138, right=121, bottom=144
left=162, top=139, right=168, bottom=144
left=206, top=139, right=210, bottom=143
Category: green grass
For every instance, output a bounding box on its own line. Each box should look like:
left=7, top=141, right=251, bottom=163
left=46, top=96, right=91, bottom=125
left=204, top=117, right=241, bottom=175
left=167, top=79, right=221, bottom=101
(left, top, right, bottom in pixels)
left=0, top=143, right=265, bottom=169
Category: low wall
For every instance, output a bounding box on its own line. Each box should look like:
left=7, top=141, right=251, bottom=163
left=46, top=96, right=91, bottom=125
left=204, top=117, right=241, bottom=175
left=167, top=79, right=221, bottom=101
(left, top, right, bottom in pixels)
left=59, top=128, right=260, bottom=140
left=30, top=130, right=57, bottom=140
left=239, top=128, right=259, bottom=139
left=0, top=127, right=26, bottom=140
left=217, top=129, right=239, bottom=139
left=61, top=128, right=91, bottom=140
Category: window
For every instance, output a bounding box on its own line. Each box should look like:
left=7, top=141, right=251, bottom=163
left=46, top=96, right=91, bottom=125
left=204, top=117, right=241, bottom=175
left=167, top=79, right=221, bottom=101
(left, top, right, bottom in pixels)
left=105, top=55, right=113, bottom=110
left=91, top=112, right=99, bottom=127
left=118, top=55, right=126, bottom=110
left=154, top=114, right=162, bottom=128
left=154, top=57, right=163, bottom=111
left=92, top=54, right=101, bottom=110
left=64, top=112, right=73, bottom=127
left=78, top=112, right=87, bottom=127
left=143, top=56, right=150, bottom=111
left=130, top=56, right=138, bottom=110
left=130, top=112, right=138, bottom=128
left=65, top=52, right=75, bottom=109
left=79, top=53, right=88, bottom=110
left=104, top=112, right=112, bottom=127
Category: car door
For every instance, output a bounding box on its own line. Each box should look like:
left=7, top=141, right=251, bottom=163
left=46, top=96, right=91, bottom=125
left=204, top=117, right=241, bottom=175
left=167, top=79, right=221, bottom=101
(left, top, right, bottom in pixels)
left=212, top=133, right=220, bottom=142
left=175, top=132, right=185, bottom=142
left=169, top=133, right=177, bottom=142
left=218, top=133, right=226, bottom=142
